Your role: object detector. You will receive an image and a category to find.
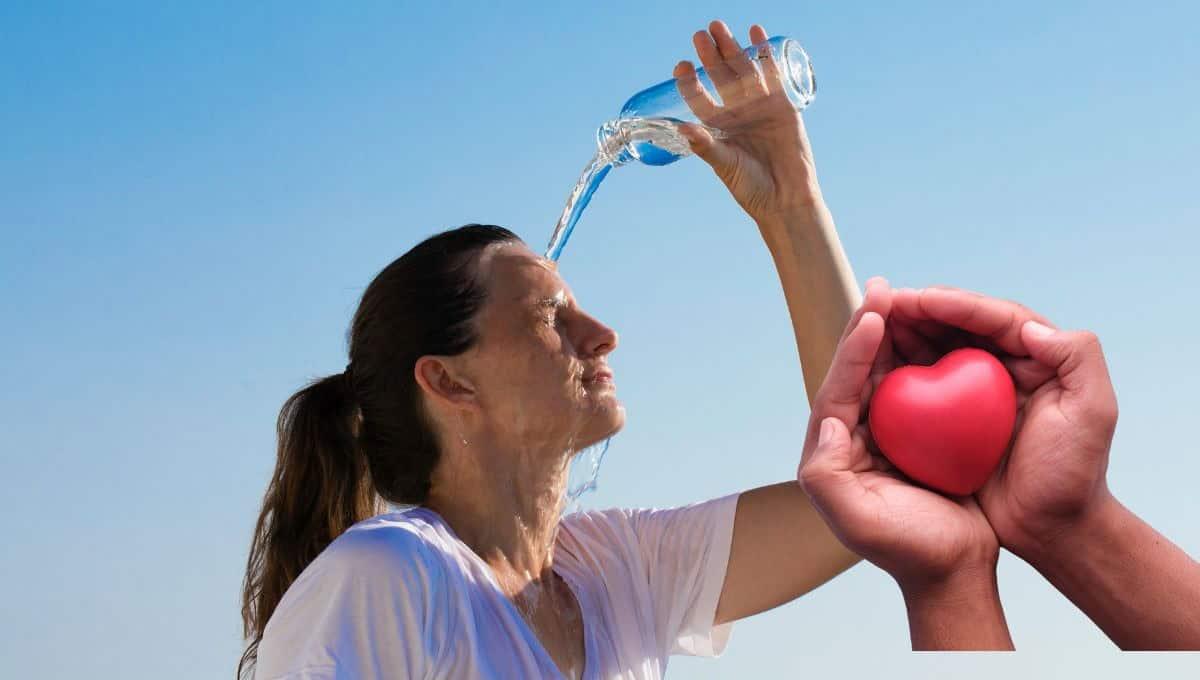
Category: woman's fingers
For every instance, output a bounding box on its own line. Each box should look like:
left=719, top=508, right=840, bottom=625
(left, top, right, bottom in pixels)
left=748, top=23, right=785, bottom=95
left=673, top=60, right=719, bottom=122
left=691, top=30, right=737, bottom=105
left=748, top=23, right=770, bottom=48
left=708, top=20, right=762, bottom=99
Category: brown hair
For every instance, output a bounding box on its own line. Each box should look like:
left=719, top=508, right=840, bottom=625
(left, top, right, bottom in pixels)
left=238, top=224, right=520, bottom=678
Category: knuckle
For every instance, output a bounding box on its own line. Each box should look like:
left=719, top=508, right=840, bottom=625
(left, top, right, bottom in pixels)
left=797, top=463, right=825, bottom=493
left=1089, top=395, right=1119, bottom=428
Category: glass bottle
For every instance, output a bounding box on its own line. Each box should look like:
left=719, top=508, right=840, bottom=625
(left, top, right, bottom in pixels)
left=596, top=35, right=816, bottom=167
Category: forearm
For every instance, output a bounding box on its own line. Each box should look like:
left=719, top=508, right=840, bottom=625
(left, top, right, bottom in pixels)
left=1022, top=494, right=1200, bottom=650
left=901, top=566, right=1014, bottom=651
left=715, top=482, right=860, bottom=624
left=755, top=199, right=860, bottom=404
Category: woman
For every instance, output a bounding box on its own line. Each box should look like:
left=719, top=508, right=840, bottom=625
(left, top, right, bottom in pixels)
left=242, top=21, right=870, bottom=679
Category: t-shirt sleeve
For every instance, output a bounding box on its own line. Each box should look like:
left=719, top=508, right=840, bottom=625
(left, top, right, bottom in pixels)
left=254, top=523, right=449, bottom=680
left=626, top=492, right=740, bottom=658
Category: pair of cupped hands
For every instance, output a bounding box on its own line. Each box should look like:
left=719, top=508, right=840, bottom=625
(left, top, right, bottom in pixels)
left=799, top=279, right=1119, bottom=596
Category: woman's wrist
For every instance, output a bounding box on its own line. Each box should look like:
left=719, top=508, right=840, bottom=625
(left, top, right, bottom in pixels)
left=753, top=188, right=827, bottom=237
left=755, top=199, right=837, bottom=260
left=898, top=561, right=1014, bottom=650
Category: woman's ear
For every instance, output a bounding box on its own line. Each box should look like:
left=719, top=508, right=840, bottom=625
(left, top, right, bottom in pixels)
left=414, top=355, right=479, bottom=411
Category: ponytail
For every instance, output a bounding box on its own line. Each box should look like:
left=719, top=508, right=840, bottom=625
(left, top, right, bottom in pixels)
left=238, top=224, right=520, bottom=678
left=238, top=372, right=384, bottom=680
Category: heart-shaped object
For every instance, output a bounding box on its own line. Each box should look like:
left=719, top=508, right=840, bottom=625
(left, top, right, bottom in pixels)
left=868, top=348, right=1016, bottom=496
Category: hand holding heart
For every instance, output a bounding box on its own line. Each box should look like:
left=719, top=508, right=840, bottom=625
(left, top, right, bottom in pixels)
left=800, top=282, right=1121, bottom=590
left=797, top=278, right=1000, bottom=591
left=888, top=287, right=1120, bottom=561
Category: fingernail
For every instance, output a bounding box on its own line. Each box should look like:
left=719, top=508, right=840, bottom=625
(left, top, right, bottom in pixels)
left=1024, top=320, right=1055, bottom=340
left=818, top=418, right=834, bottom=446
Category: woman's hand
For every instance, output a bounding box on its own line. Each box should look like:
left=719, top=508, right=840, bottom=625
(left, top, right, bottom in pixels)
left=798, top=279, right=1001, bottom=593
left=674, top=20, right=821, bottom=222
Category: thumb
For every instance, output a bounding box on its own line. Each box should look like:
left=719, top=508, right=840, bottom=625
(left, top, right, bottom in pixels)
left=1020, top=320, right=1118, bottom=421
left=679, top=123, right=739, bottom=179
left=798, top=417, right=857, bottom=503
left=799, top=417, right=878, bottom=547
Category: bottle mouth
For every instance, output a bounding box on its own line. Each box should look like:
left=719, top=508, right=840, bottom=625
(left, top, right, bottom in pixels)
left=780, top=38, right=816, bottom=108
left=595, top=120, right=635, bottom=166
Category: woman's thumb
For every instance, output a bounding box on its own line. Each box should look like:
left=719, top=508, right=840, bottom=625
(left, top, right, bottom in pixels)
left=679, top=123, right=738, bottom=177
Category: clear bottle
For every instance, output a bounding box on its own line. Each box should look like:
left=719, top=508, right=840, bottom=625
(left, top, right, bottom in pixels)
left=597, top=36, right=816, bottom=167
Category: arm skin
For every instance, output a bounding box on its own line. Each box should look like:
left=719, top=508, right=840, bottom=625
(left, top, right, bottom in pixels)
left=714, top=203, right=864, bottom=625
left=670, top=20, right=864, bottom=626
left=1020, top=493, right=1200, bottom=650
left=902, top=566, right=1014, bottom=651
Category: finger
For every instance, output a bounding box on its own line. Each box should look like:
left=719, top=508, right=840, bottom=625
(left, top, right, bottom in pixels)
left=748, top=24, right=785, bottom=95
left=896, top=287, right=1057, bottom=357
left=837, top=276, right=892, bottom=346
left=888, top=307, right=965, bottom=362
left=1001, top=356, right=1057, bottom=392
left=809, top=311, right=886, bottom=444
left=748, top=23, right=770, bottom=46
left=692, top=30, right=737, bottom=105
left=888, top=318, right=941, bottom=365
left=678, top=122, right=738, bottom=178
left=871, top=321, right=898, bottom=387
left=708, top=20, right=760, bottom=97
left=1020, top=322, right=1119, bottom=424
left=798, top=417, right=877, bottom=530
left=840, top=278, right=896, bottom=391
left=673, top=60, right=720, bottom=122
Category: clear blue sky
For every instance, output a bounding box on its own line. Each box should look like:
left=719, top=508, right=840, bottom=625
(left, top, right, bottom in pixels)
left=3, top=1, right=1198, bottom=677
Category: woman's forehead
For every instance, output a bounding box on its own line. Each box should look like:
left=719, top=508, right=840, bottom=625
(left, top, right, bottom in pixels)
left=483, top=244, right=570, bottom=302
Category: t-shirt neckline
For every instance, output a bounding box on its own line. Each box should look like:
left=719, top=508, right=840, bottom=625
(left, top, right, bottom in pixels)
left=406, top=505, right=596, bottom=680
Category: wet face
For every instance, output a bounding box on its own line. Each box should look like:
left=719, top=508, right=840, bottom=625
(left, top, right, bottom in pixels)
left=458, top=243, right=623, bottom=453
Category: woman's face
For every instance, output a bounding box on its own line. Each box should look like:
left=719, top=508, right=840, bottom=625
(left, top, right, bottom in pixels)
left=458, top=242, right=624, bottom=453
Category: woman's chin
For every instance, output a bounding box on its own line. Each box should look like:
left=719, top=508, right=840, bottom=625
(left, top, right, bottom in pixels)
left=577, top=403, right=626, bottom=448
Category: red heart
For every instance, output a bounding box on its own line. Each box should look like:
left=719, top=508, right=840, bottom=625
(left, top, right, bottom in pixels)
left=868, top=348, right=1016, bottom=496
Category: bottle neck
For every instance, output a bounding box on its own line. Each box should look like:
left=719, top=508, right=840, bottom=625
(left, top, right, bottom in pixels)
left=595, top=120, right=635, bottom=167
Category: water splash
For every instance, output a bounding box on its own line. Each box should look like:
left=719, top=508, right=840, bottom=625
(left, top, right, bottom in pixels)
left=545, top=156, right=613, bottom=262
left=544, top=116, right=724, bottom=262
left=565, top=438, right=610, bottom=511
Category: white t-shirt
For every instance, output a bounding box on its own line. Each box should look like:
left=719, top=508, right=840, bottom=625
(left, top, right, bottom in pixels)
left=254, top=494, right=739, bottom=680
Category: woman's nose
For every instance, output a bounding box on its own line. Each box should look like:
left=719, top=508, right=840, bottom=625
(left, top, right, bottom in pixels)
left=582, top=317, right=618, bottom=357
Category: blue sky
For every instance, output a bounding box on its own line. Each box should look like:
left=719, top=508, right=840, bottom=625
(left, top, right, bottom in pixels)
left=2, top=1, right=1198, bottom=677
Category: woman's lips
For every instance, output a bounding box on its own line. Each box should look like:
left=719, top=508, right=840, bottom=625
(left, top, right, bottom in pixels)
left=583, top=370, right=614, bottom=385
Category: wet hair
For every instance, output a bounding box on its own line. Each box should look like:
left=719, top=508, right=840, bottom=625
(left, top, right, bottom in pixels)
left=238, top=224, right=520, bottom=678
